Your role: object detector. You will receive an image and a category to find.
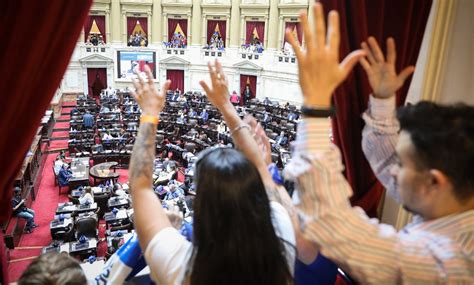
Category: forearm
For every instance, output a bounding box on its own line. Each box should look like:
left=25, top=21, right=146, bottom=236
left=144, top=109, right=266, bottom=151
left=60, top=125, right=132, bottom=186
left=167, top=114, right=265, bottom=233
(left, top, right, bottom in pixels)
left=361, top=96, right=400, bottom=200
left=129, top=122, right=171, bottom=251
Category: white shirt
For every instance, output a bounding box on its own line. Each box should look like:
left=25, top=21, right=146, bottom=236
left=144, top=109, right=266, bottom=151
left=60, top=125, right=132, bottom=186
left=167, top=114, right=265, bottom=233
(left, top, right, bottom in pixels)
left=144, top=202, right=296, bottom=285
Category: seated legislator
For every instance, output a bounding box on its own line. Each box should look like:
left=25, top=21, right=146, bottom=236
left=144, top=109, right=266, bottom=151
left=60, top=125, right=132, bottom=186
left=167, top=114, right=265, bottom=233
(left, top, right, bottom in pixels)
left=274, top=131, right=288, bottom=146
left=283, top=3, right=474, bottom=283
left=128, top=65, right=296, bottom=285
left=199, top=108, right=209, bottom=123
left=58, top=164, right=73, bottom=187
left=12, top=187, right=38, bottom=234
left=79, top=186, right=94, bottom=205
left=83, top=111, right=94, bottom=128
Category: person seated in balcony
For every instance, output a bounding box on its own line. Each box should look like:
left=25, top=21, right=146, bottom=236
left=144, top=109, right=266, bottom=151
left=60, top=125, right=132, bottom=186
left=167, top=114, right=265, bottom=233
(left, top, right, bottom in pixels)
left=58, top=164, right=72, bottom=187
left=12, top=187, right=38, bottom=234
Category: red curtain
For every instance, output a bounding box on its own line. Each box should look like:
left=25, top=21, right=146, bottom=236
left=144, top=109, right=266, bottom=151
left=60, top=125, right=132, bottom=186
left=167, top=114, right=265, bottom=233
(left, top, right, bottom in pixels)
left=207, top=20, right=226, bottom=47
left=0, top=0, right=92, bottom=283
left=240, top=75, right=257, bottom=105
left=84, top=15, right=106, bottom=43
left=167, top=70, right=184, bottom=91
left=127, top=17, right=148, bottom=36
left=319, top=0, right=432, bottom=217
left=168, top=19, right=187, bottom=42
left=284, top=22, right=303, bottom=47
left=87, top=68, right=107, bottom=98
left=245, top=21, right=265, bottom=45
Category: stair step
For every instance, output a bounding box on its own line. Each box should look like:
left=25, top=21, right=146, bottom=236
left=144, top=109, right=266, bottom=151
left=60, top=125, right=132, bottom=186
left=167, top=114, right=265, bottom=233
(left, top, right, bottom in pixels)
left=49, top=137, right=69, bottom=141
left=53, top=128, right=69, bottom=132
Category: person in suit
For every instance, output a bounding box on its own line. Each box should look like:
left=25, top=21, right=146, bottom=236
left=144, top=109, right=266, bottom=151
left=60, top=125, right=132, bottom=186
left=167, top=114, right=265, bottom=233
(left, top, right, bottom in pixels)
left=287, top=111, right=298, bottom=121
left=242, top=85, right=252, bottom=105
left=200, top=109, right=209, bottom=123
left=83, top=111, right=94, bottom=129
left=263, top=97, right=272, bottom=105
left=274, top=131, right=288, bottom=146
left=188, top=108, right=197, bottom=117
left=58, top=164, right=72, bottom=187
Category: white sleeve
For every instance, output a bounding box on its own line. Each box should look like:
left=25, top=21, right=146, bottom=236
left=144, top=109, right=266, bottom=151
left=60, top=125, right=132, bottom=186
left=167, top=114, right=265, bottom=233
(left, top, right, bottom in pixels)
left=144, top=227, right=192, bottom=285
left=270, top=201, right=296, bottom=274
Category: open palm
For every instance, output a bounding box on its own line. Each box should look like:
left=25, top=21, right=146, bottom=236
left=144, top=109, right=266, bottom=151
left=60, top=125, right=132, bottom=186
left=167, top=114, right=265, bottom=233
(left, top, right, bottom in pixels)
left=360, top=37, right=415, bottom=98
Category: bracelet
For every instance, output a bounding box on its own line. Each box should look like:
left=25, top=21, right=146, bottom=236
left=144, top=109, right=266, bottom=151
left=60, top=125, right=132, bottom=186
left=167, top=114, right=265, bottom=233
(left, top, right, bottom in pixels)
left=230, top=124, right=250, bottom=136
left=140, top=115, right=159, bottom=125
left=300, top=106, right=335, bottom=118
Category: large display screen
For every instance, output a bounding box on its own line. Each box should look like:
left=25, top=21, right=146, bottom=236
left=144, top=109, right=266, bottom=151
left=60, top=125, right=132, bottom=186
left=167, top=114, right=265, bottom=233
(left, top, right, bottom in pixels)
left=117, top=51, right=156, bottom=79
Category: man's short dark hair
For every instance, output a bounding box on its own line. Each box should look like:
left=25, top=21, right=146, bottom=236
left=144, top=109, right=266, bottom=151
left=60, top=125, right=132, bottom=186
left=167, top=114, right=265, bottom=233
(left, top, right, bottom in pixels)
left=397, top=101, right=474, bottom=201
left=18, top=252, right=87, bottom=285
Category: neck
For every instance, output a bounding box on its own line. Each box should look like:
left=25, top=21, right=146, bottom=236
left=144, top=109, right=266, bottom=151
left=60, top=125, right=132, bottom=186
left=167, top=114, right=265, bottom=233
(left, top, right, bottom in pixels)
left=424, top=196, right=474, bottom=220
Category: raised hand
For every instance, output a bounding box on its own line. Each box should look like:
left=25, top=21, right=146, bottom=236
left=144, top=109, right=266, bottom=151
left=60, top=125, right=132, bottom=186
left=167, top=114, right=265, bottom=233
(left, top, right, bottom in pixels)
left=199, top=59, right=232, bottom=112
left=285, top=3, right=365, bottom=108
left=244, top=115, right=272, bottom=165
left=360, top=37, right=415, bottom=99
left=131, top=65, right=171, bottom=117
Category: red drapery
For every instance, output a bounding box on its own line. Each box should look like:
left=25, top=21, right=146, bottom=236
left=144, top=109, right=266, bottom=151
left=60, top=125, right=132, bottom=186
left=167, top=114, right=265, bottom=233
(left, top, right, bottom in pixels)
left=240, top=75, right=257, bottom=105
left=319, top=0, right=432, bottom=217
left=167, top=70, right=184, bottom=91
left=84, top=15, right=106, bottom=43
left=245, top=21, right=265, bottom=45
left=0, top=0, right=92, bottom=283
left=87, top=68, right=107, bottom=98
left=207, top=20, right=226, bottom=47
left=168, top=19, right=188, bottom=42
left=127, top=17, right=148, bottom=36
left=283, top=22, right=303, bottom=47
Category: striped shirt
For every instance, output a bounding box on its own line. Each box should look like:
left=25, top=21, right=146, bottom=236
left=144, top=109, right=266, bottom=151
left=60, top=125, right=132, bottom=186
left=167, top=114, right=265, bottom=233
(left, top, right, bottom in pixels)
left=284, top=96, right=474, bottom=284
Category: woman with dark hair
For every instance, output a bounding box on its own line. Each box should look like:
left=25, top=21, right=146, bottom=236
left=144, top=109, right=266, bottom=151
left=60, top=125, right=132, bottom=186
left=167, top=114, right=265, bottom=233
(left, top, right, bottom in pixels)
left=128, top=65, right=296, bottom=285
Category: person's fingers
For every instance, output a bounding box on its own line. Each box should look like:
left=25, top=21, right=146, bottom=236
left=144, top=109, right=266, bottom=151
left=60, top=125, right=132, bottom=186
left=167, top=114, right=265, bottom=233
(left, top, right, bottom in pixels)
left=207, top=62, right=217, bottom=84
left=215, top=60, right=226, bottom=81
left=359, top=58, right=372, bottom=73
left=340, top=50, right=366, bottom=77
left=386, top=37, right=396, bottom=65
left=300, top=10, right=314, bottom=52
left=199, top=80, right=212, bottom=96
left=130, top=90, right=140, bottom=102
left=161, top=80, right=171, bottom=97
left=144, top=65, right=155, bottom=86
left=368, top=37, right=385, bottom=63
left=132, top=79, right=142, bottom=96
left=361, top=41, right=376, bottom=65
left=285, top=29, right=303, bottom=61
left=397, top=66, right=415, bottom=84
left=314, top=3, right=326, bottom=49
left=327, top=10, right=340, bottom=53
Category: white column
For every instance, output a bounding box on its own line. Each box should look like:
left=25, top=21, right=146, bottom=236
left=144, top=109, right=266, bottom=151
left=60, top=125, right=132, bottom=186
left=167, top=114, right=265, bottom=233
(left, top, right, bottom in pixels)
left=240, top=16, right=246, bottom=45
left=225, top=15, right=230, bottom=47
left=163, top=13, right=168, bottom=42
left=105, top=11, right=111, bottom=43
left=267, top=0, right=279, bottom=50
left=122, top=12, right=128, bottom=43
left=264, top=15, right=269, bottom=48
left=187, top=14, right=192, bottom=44
left=277, top=16, right=284, bottom=50
left=229, top=0, right=240, bottom=47
left=152, top=0, right=162, bottom=44
left=111, top=0, right=121, bottom=43
left=147, top=12, right=152, bottom=44
left=201, top=15, right=207, bottom=45
left=191, top=0, right=201, bottom=45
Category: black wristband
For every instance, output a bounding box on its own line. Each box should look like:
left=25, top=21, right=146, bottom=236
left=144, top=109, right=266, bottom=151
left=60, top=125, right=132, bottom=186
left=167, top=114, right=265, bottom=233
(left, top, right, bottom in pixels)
left=300, top=106, right=335, bottom=117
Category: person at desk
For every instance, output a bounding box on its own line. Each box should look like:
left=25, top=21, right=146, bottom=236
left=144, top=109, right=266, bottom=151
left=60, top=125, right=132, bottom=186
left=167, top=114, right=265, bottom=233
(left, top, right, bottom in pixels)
left=274, top=131, right=288, bottom=147
left=54, top=156, right=67, bottom=175
left=177, top=94, right=187, bottom=103
left=172, top=89, right=180, bottom=101
left=163, top=182, right=184, bottom=201
left=83, top=111, right=94, bottom=129
left=12, top=187, right=38, bottom=234
left=188, top=108, right=197, bottom=117
left=262, top=111, right=271, bottom=123
left=79, top=186, right=94, bottom=205
left=176, top=110, right=185, bottom=124
left=102, top=131, right=113, bottom=143
left=58, top=164, right=73, bottom=187
left=199, top=109, right=209, bottom=123
left=263, top=97, right=272, bottom=105
left=287, top=111, right=298, bottom=121
left=100, top=105, right=110, bottom=113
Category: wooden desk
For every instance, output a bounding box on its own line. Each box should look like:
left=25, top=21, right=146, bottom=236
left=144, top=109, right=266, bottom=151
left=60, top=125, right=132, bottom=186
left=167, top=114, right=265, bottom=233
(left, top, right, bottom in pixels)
left=89, top=162, right=119, bottom=185
left=69, top=157, right=90, bottom=189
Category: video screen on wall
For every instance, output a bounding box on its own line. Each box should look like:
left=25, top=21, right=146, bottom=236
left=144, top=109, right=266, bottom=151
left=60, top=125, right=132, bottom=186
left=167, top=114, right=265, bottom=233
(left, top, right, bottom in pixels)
left=117, top=51, right=156, bottom=79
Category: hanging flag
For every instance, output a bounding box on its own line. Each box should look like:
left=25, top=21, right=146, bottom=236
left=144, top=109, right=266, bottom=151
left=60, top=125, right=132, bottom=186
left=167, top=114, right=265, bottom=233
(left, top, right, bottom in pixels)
left=89, top=19, right=101, bottom=35
left=174, top=23, right=186, bottom=39
left=252, top=26, right=259, bottom=40
left=246, top=76, right=250, bottom=85
left=131, top=20, right=146, bottom=36
left=214, top=23, right=221, bottom=36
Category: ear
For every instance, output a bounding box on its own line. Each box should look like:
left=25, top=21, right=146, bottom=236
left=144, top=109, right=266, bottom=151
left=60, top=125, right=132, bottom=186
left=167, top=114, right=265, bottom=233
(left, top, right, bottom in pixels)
left=428, top=169, right=451, bottom=192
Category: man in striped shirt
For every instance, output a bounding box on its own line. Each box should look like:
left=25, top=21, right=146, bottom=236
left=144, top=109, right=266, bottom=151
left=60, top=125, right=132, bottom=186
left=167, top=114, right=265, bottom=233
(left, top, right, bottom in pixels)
left=284, top=3, right=474, bottom=284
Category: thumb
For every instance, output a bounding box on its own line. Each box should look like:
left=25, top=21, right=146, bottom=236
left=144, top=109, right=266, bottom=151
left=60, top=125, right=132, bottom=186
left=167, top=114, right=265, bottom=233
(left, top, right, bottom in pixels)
left=397, top=66, right=415, bottom=84
left=161, top=80, right=171, bottom=95
left=340, top=50, right=366, bottom=77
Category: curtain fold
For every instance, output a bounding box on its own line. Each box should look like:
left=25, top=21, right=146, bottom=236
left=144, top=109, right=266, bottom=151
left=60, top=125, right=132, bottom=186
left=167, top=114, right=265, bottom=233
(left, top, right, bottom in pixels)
left=84, top=15, right=106, bottom=43
left=87, top=68, right=107, bottom=98
left=127, top=17, right=148, bottom=36
left=168, top=19, right=188, bottom=42
left=245, top=21, right=265, bottom=45
left=319, top=0, right=432, bottom=217
left=167, top=70, right=184, bottom=91
left=0, top=0, right=92, bottom=283
left=207, top=20, right=226, bottom=47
